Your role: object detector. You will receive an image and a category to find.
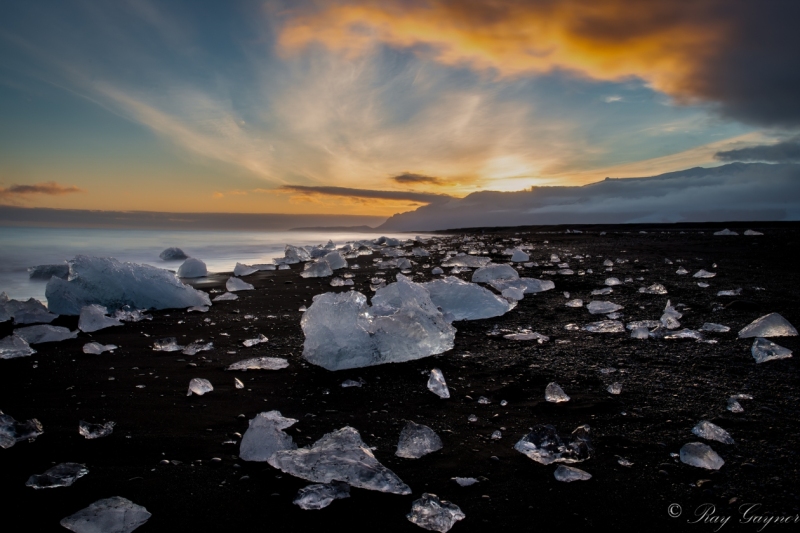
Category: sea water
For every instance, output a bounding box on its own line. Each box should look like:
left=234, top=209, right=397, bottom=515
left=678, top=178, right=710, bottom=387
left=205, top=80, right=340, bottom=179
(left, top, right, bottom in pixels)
left=0, top=227, right=414, bottom=304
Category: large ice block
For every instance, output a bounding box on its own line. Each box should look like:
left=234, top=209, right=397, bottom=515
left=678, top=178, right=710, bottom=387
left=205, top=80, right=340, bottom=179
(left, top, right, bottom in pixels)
left=471, top=264, right=519, bottom=283
left=60, top=496, right=150, bottom=533
left=422, top=277, right=514, bottom=321
left=78, top=304, right=122, bottom=333
left=239, top=411, right=298, bottom=462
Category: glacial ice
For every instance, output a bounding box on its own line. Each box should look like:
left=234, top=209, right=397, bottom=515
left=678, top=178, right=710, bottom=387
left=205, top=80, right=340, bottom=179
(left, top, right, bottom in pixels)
left=565, top=299, right=583, bottom=308
left=160, top=247, right=187, bottom=260
left=242, top=334, right=268, bottom=347
left=293, top=481, right=350, bottom=510
left=226, top=277, right=254, bottom=291
left=239, top=411, right=297, bottom=462
left=407, top=493, right=465, bottom=533
left=234, top=263, right=257, bottom=277
left=511, top=249, right=529, bottom=262
left=79, top=420, right=115, bottom=439
left=182, top=341, right=212, bottom=355
left=751, top=337, right=792, bottom=363
left=639, top=283, right=668, bottom=295
left=422, top=277, right=514, bottom=321
left=432, top=267, right=444, bottom=275
left=738, top=313, right=797, bottom=338
left=0, top=294, right=57, bottom=324
left=693, top=269, right=716, bottom=278
left=323, top=251, right=348, bottom=270
left=676, top=266, right=688, bottom=275
left=442, top=255, right=491, bottom=268
left=226, top=357, right=289, bottom=371
left=283, top=244, right=311, bottom=264
left=680, top=442, right=724, bottom=470
left=46, top=256, right=211, bottom=315
left=744, top=229, right=763, bottom=235
left=269, top=426, right=411, bottom=494
left=78, top=304, right=122, bottom=333
left=661, top=300, right=683, bottom=330
left=692, top=420, right=734, bottom=444
left=187, top=378, right=213, bottom=396
left=60, top=496, right=151, bottom=533
left=301, top=261, right=334, bottom=278
left=82, top=342, right=117, bottom=354
left=591, top=287, right=613, bottom=296
left=502, top=287, right=525, bottom=301
left=727, top=394, right=752, bottom=413
left=583, top=320, right=625, bottom=333
left=0, top=335, right=36, bottom=359
left=488, top=277, right=554, bottom=294
left=396, top=422, right=443, bottom=459
left=0, top=411, right=43, bottom=448
left=471, top=264, right=519, bottom=283
left=514, top=424, right=592, bottom=465
left=26, top=463, right=87, bottom=489
left=664, top=329, right=705, bottom=341
left=177, top=258, right=207, bottom=278
left=701, top=323, right=730, bottom=333
left=152, top=337, right=182, bottom=352
left=428, top=368, right=450, bottom=399
left=714, top=228, right=738, bottom=236
left=586, top=301, right=623, bottom=315
left=554, top=465, right=592, bottom=482
left=545, top=382, right=570, bottom=403
left=28, top=263, right=69, bottom=280
left=607, top=382, right=622, bottom=394
left=212, top=292, right=238, bottom=302
left=15, top=325, right=77, bottom=344
left=504, top=331, right=548, bottom=342
left=452, top=477, right=479, bottom=487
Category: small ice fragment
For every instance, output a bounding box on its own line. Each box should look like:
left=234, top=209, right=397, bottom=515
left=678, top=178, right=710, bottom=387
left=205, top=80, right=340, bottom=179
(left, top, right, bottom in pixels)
left=187, top=305, right=209, bottom=313
left=341, top=379, right=363, bottom=388
left=0, top=411, right=43, bottom=448
left=160, top=247, right=187, bottom=260
left=242, top=334, right=268, bottom=347
left=738, top=313, right=798, bottom=338
left=500, top=400, right=508, bottom=407
left=664, top=329, right=705, bottom=341
left=153, top=337, right=183, bottom=352
left=26, top=462, right=87, bottom=489
left=187, top=378, right=213, bottom=396
left=639, top=283, right=667, bottom=295
left=503, top=331, right=548, bottom=342
left=79, top=420, right=115, bottom=439
left=617, top=456, right=633, bottom=467
left=660, top=300, right=682, bottom=330
left=701, top=323, right=730, bottom=333
left=0, top=334, right=37, bottom=359
left=676, top=266, right=688, bottom=275
left=511, top=249, right=529, bottom=262
left=501, top=287, right=525, bottom=301
left=226, top=277, right=254, bottom=291
left=744, top=229, right=763, bottom=235
left=697, top=282, right=710, bottom=288
left=330, top=277, right=345, bottom=287
left=234, top=263, right=257, bottom=276
left=406, top=493, right=465, bottom=533
left=605, top=277, right=623, bottom=286
left=477, top=396, right=491, bottom=404
left=226, top=357, right=289, bottom=371
left=586, top=301, right=623, bottom=315
left=293, top=481, right=350, bottom=510
left=491, top=430, right=502, bottom=440
left=717, top=288, right=742, bottom=296
left=545, top=382, right=570, bottom=403
left=235, top=378, right=244, bottom=389
left=630, top=327, right=649, bottom=339
left=78, top=304, right=123, bottom=333
left=564, top=323, right=580, bottom=331
left=565, top=299, right=583, bottom=308
left=239, top=411, right=298, bottom=462
left=726, top=394, right=752, bottom=413
left=431, top=267, right=444, bottom=275
left=692, top=420, right=734, bottom=444
left=514, top=424, right=592, bottom=465
left=396, top=421, right=443, bottom=459
left=60, top=496, right=151, bottom=533
left=177, top=258, right=207, bottom=278
left=213, top=292, right=238, bottom=302
left=301, top=261, right=334, bottom=278
left=679, top=442, right=724, bottom=470
left=467, top=414, right=477, bottom=422
left=591, top=287, right=612, bottom=296
left=563, top=292, right=570, bottom=298
left=182, top=341, right=213, bottom=355
left=14, top=325, right=78, bottom=344
left=428, top=368, right=450, bottom=399
left=607, top=382, right=622, bottom=394
left=452, top=477, right=479, bottom=486
left=751, top=337, right=793, bottom=363
left=693, top=269, right=716, bottom=278
left=554, top=465, right=592, bottom=482
left=82, top=342, right=117, bottom=354
left=714, top=228, right=738, bottom=236
left=583, top=320, right=625, bottom=333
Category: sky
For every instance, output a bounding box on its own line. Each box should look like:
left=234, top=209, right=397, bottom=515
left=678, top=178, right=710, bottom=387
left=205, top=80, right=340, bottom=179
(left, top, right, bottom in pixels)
left=1, top=0, right=798, bottom=218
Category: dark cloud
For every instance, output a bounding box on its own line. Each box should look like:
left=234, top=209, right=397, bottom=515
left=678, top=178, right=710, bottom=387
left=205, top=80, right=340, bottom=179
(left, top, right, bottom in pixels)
left=279, top=185, right=452, bottom=204
left=715, top=138, right=800, bottom=163
left=0, top=181, right=83, bottom=199
left=390, top=173, right=444, bottom=185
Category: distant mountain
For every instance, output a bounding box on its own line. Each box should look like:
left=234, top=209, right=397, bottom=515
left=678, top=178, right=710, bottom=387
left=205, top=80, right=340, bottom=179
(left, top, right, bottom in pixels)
left=378, top=163, right=800, bottom=231
left=288, top=225, right=378, bottom=232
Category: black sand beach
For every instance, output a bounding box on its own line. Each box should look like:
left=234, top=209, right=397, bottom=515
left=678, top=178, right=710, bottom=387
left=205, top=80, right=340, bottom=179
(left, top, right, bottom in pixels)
left=2, top=223, right=799, bottom=532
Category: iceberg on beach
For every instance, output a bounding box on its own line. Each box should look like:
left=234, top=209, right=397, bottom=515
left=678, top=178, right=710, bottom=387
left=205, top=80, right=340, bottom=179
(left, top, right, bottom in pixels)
left=28, top=263, right=69, bottom=280
left=471, top=264, right=519, bottom=283
left=45, top=256, right=211, bottom=315
left=0, top=334, right=37, bottom=359
left=0, top=293, right=57, bottom=324
left=422, top=277, right=514, bottom=321
left=159, top=247, right=188, bottom=260
left=177, top=258, right=207, bottom=278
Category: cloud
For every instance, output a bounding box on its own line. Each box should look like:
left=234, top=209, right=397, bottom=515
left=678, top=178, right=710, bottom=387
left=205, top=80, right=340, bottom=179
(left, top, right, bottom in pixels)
left=715, top=137, right=800, bottom=163
left=390, top=173, right=444, bottom=185
left=277, top=0, right=800, bottom=126
left=278, top=185, right=452, bottom=204
left=0, top=181, right=83, bottom=201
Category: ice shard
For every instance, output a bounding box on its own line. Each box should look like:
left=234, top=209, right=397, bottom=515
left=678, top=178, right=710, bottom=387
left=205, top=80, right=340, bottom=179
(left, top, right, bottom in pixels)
left=701, top=323, right=730, bottom=333
left=233, top=263, right=257, bottom=277
left=395, top=422, right=443, bottom=459
left=514, top=424, right=592, bottom=465
left=679, top=442, right=724, bottom=470
left=0, top=411, right=43, bottom=448
left=26, top=463, right=87, bottom=489
left=213, top=292, right=238, bottom=302
left=583, top=320, right=625, bottom=333
left=159, top=247, right=187, bottom=260
left=79, top=420, right=115, bottom=439
left=545, top=382, right=570, bottom=403
left=0, top=334, right=36, bottom=359
left=226, top=357, right=289, bottom=371
left=738, top=313, right=797, bottom=338
left=586, top=301, right=623, bottom=315
left=407, top=493, right=465, bottom=533
left=471, top=264, right=519, bottom=283
left=751, top=337, right=793, bottom=363
left=60, top=496, right=151, bottom=533
left=239, top=411, right=297, bottom=462
left=488, top=278, right=555, bottom=294
left=422, top=277, right=514, bottom=321
left=14, top=325, right=78, bottom=344
left=554, top=465, right=592, bottom=482
left=692, top=420, right=734, bottom=444
left=301, top=261, right=334, bottom=278
left=693, top=269, right=716, bottom=278
left=186, top=378, right=213, bottom=396
left=428, top=368, right=450, bottom=399
left=226, top=277, right=254, bottom=291
left=511, top=249, right=529, bottom=262
left=639, top=283, right=668, bottom=295
left=293, top=481, right=350, bottom=510
left=78, top=304, right=123, bottom=333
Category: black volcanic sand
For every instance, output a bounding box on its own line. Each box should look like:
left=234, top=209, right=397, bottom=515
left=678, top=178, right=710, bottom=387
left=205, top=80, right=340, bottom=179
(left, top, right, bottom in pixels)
left=1, top=224, right=799, bottom=532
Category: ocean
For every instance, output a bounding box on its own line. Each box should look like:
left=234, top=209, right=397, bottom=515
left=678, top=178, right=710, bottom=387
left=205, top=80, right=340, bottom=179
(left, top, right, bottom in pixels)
left=0, top=226, right=416, bottom=304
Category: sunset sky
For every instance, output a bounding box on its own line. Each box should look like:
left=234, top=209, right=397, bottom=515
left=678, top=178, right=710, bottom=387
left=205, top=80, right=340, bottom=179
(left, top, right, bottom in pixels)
left=1, top=1, right=798, bottom=217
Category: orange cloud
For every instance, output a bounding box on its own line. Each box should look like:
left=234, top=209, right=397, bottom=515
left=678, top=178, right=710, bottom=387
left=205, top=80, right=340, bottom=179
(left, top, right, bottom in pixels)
left=0, top=181, right=83, bottom=201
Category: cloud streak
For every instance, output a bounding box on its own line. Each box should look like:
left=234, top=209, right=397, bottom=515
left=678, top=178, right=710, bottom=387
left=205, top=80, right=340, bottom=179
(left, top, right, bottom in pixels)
left=715, top=137, right=800, bottom=163
left=0, top=181, right=83, bottom=201
left=279, top=185, right=453, bottom=204
left=390, top=173, right=444, bottom=186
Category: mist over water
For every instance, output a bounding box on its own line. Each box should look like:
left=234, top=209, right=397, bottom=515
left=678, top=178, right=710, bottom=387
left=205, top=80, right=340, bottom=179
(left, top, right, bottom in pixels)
left=0, top=227, right=413, bottom=304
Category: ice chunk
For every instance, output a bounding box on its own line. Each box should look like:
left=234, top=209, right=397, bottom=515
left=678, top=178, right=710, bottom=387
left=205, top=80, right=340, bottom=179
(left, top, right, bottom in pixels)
left=269, top=426, right=411, bottom=494
left=46, top=256, right=211, bottom=315
left=226, top=277, right=254, bottom=291
left=301, top=261, right=334, bottom=278
left=714, top=228, right=738, bottom=236
left=1, top=295, right=58, bottom=324
left=545, top=382, right=570, bottom=403
left=28, top=263, right=69, bottom=280
left=242, top=334, right=268, bottom=347
left=692, top=421, right=734, bottom=444
left=501, top=287, right=525, bottom=301
left=565, top=299, right=583, bottom=308
left=586, top=301, right=623, bottom=315
left=323, top=252, right=348, bottom=270
left=431, top=267, right=444, bottom=275
left=605, top=277, right=622, bottom=286
left=78, top=304, right=122, bottom=333
left=60, top=496, right=150, bottom=533
left=511, top=249, right=529, bottom=262
left=442, top=255, right=490, bottom=268
left=751, top=337, right=792, bottom=363
left=489, top=277, right=554, bottom=294
left=283, top=244, right=311, bottom=264
left=407, top=493, right=465, bottom=533
left=26, top=463, right=87, bottom=489
left=234, top=263, right=257, bottom=276
left=744, top=229, right=763, bottom=235
left=664, top=329, right=704, bottom=341
left=187, top=378, right=213, bottom=396
left=591, top=287, right=613, bottom=296
left=452, top=477, right=479, bottom=487
left=422, top=277, right=514, bottom=321
left=676, top=266, right=688, bottom=275
left=491, top=430, right=502, bottom=439
left=412, top=247, right=430, bottom=257
left=583, top=320, right=624, bottom=333
left=471, top=264, right=519, bottom=283
left=177, top=258, right=207, bottom=278
left=79, top=420, right=115, bottom=439
left=239, top=411, right=298, bottom=462
left=182, top=341, right=213, bottom=355
left=660, top=300, right=682, bottom=329
left=727, top=394, right=752, bottom=413
left=428, top=368, right=450, bottom=399
left=738, top=313, right=797, bottom=338
left=679, top=442, right=724, bottom=470
left=554, top=465, right=592, bottom=482
left=630, top=326, right=649, bottom=339
left=504, top=331, right=548, bottom=342
left=341, top=379, right=363, bottom=388
left=396, top=422, right=443, bottom=459
left=602, top=259, right=613, bottom=267
left=514, top=424, right=592, bottom=465
left=717, top=288, right=742, bottom=296
left=82, top=342, right=117, bottom=354
left=294, top=481, right=350, bottom=510
left=701, top=323, right=730, bottom=333
left=226, top=357, right=289, bottom=371
left=152, top=337, right=182, bottom=352
left=15, top=325, right=77, bottom=344
left=160, top=247, right=187, bottom=260
left=607, top=382, right=622, bottom=394
left=113, top=306, right=151, bottom=322
left=693, top=269, right=716, bottom=278
left=639, top=283, right=667, bottom=295
left=212, top=292, right=238, bottom=302
left=0, top=411, right=43, bottom=448
left=0, top=334, right=36, bottom=359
